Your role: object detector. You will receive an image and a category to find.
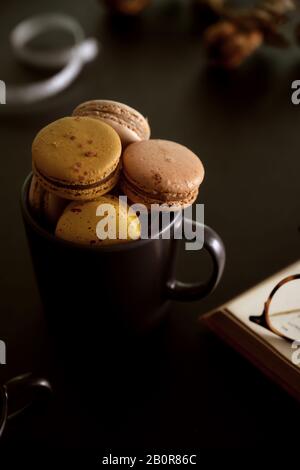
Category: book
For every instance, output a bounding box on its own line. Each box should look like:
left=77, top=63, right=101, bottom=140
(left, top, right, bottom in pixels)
left=201, top=260, right=300, bottom=401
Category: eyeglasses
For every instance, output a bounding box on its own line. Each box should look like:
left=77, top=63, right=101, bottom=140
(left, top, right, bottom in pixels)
left=250, top=274, right=300, bottom=341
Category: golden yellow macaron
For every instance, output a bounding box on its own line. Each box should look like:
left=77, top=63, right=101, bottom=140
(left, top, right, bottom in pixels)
left=55, top=196, right=141, bottom=246
left=32, top=116, right=122, bottom=201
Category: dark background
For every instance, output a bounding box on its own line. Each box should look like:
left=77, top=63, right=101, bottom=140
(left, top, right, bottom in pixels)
left=0, top=0, right=299, bottom=457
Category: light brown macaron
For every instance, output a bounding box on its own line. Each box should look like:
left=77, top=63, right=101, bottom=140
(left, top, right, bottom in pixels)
left=72, top=100, right=151, bottom=147
left=32, top=116, right=122, bottom=201
left=121, top=140, right=205, bottom=210
left=55, top=196, right=141, bottom=246
left=29, top=175, right=68, bottom=227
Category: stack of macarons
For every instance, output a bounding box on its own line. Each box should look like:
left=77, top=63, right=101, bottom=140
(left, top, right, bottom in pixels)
left=29, top=99, right=204, bottom=246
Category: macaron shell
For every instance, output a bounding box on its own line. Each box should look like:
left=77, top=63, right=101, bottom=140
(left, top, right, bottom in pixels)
left=43, top=191, right=69, bottom=226
left=32, top=116, right=121, bottom=187
left=100, top=118, right=141, bottom=147
left=72, top=100, right=151, bottom=147
left=29, top=175, right=68, bottom=226
left=29, top=174, right=45, bottom=214
left=55, top=196, right=141, bottom=246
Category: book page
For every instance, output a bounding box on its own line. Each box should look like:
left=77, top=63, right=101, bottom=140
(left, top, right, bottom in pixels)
left=226, top=260, right=300, bottom=367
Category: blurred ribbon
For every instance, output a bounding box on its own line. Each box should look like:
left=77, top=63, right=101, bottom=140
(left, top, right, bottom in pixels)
left=5, top=13, right=99, bottom=105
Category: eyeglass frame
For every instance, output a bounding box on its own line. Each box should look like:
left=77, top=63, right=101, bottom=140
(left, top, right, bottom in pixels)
left=249, top=274, right=300, bottom=341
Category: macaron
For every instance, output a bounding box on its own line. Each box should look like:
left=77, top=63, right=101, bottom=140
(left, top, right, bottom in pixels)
left=121, top=140, right=205, bottom=209
left=29, top=175, right=68, bottom=227
left=72, top=100, right=150, bottom=147
left=55, top=196, right=141, bottom=246
left=32, top=116, right=122, bottom=201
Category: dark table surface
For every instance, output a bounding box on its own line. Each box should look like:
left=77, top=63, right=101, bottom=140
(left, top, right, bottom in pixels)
left=0, top=0, right=299, bottom=457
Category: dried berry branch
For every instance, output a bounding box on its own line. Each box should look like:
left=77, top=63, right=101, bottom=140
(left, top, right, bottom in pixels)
left=199, top=0, right=296, bottom=68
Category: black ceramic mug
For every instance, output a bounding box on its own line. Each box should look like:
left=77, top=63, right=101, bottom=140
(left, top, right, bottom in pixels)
left=21, top=174, right=225, bottom=339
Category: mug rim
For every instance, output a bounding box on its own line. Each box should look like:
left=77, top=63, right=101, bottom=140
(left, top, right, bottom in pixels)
left=21, top=173, right=180, bottom=253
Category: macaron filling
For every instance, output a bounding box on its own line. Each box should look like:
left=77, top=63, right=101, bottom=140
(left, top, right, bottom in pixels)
left=34, top=162, right=121, bottom=192
left=121, top=172, right=198, bottom=206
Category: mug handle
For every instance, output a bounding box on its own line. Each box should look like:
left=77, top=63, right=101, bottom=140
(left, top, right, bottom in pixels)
left=0, top=385, right=8, bottom=437
left=166, top=218, right=225, bottom=301
left=4, top=373, right=52, bottom=420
